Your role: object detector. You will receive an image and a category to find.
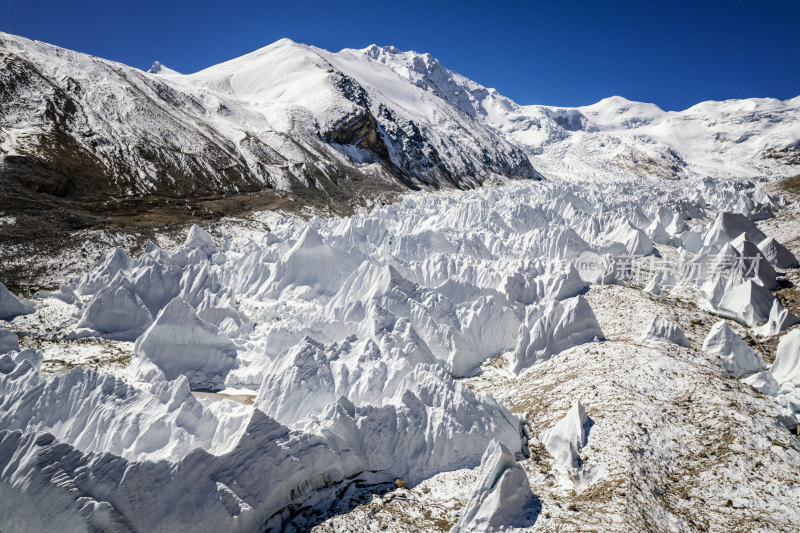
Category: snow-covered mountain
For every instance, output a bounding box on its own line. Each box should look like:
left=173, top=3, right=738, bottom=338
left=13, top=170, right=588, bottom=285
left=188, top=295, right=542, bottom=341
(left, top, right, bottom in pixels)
left=365, top=44, right=800, bottom=181
left=0, top=32, right=535, bottom=211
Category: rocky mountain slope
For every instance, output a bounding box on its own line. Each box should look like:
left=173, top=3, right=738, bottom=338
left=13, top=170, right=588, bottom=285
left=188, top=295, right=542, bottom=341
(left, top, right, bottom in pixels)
left=0, top=32, right=535, bottom=213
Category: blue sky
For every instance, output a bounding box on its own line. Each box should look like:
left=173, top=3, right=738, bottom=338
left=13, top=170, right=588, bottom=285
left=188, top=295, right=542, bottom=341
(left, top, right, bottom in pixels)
left=2, top=0, right=798, bottom=110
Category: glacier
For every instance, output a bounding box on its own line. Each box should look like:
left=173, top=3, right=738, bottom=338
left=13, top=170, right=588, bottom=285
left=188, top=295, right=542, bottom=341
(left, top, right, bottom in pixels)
left=4, top=172, right=800, bottom=530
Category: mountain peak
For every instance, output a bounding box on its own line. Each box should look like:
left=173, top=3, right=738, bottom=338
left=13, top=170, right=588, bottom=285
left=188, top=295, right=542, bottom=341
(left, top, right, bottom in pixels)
left=147, top=60, right=164, bottom=74
left=363, top=44, right=400, bottom=55
left=270, top=37, right=299, bottom=48
left=361, top=44, right=435, bottom=66
left=147, top=60, right=181, bottom=76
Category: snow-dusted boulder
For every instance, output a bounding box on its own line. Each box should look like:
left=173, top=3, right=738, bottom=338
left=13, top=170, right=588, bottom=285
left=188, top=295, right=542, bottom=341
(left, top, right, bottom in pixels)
left=771, top=329, right=800, bottom=386
left=702, top=321, right=765, bottom=377
left=0, top=283, right=34, bottom=321
left=512, top=296, right=604, bottom=373
left=450, top=441, right=538, bottom=533
left=73, top=276, right=153, bottom=340
left=642, top=316, right=691, bottom=348
left=758, top=237, right=799, bottom=269
left=130, top=297, right=238, bottom=389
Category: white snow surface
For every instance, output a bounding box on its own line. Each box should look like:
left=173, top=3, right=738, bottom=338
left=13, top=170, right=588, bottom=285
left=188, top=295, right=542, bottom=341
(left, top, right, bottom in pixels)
left=362, top=45, right=800, bottom=182
left=3, top=31, right=799, bottom=200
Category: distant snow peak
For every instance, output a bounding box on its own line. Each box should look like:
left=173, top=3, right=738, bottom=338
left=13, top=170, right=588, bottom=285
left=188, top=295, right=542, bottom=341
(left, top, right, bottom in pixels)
left=147, top=60, right=164, bottom=74
left=146, top=60, right=181, bottom=76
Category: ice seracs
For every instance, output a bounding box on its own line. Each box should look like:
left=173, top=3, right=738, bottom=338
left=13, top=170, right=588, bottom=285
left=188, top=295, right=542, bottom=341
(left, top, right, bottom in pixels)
left=539, top=400, right=599, bottom=490
left=771, top=329, right=800, bottom=386
left=75, top=248, right=133, bottom=296
left=541, top=400, right=589, bottom=471
left=729, top=233, right=777, bottom=290
left=2, top=170, right=800, bottom=529
left=644, top=272, right=666, bottom=298
left=0, top=357, right=250, bottom=462
left=129, top=297, right=238, bottom=390
left=512, top=296, right=604, bottom=374
left=702, top=212, right=767, bottom=252
left=702, top=320, right=765, bottom=377
left=759, top=237, right=799, bottom=269
left=754, top=299, right=800, bottom=337
left=0, top=409, right=362, bottom=533
left=0, top=282, right=35, bottom=321
left=715, top=279, right=777, bottom=327
left=71, top=275, right=153, bottom=340
left=253, top=329, right=523, bottom=481
left=0, top=328, right=20, bottom=353
left=744, top=370, right=780, bottom=395
left=450, top=440, right=538, bottom=533
left=642, top=316, right=691, bottom=348
left=183, top=224, right=219, bottom=257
